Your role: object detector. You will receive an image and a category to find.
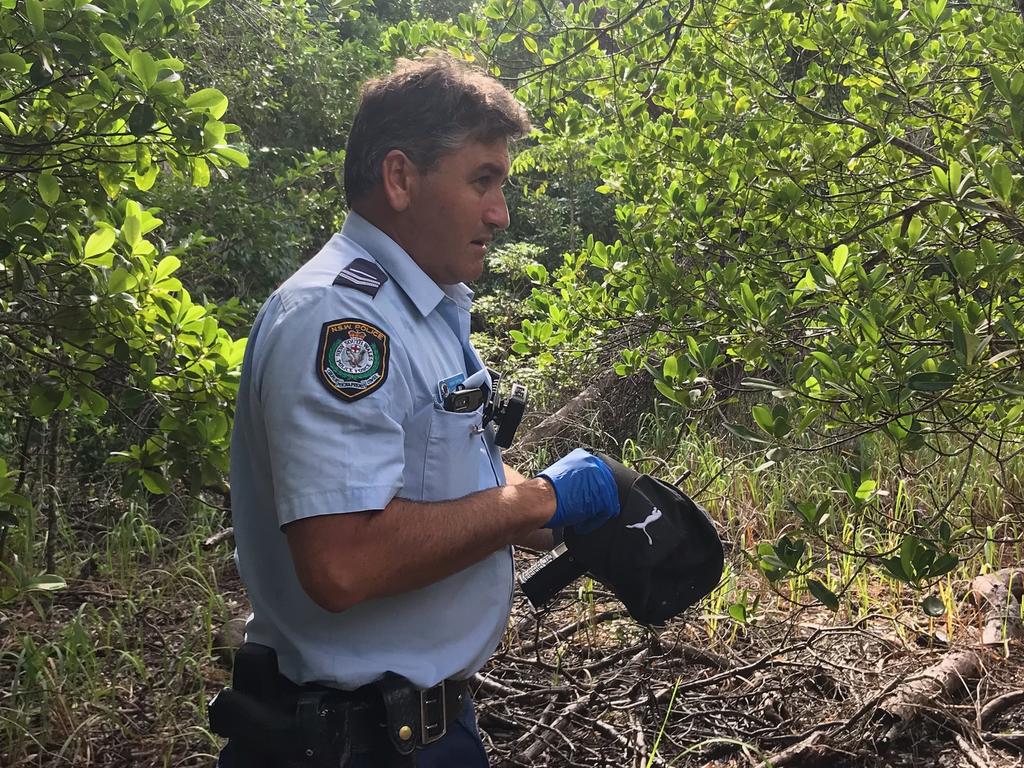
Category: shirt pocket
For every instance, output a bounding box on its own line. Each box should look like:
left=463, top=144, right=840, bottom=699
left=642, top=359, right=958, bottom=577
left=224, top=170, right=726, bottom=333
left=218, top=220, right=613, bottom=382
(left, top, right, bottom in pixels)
left=421, top=404, right=485, bottom=502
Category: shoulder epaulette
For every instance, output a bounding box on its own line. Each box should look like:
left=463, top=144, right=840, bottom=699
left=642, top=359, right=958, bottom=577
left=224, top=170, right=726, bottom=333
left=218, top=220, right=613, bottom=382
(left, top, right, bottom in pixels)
left=333, top=257, right=389, bottom=298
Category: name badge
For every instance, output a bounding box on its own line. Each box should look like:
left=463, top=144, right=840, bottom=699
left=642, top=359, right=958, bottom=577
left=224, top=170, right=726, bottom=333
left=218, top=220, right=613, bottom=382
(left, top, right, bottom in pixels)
left=437, top=373, right=465, bottom=404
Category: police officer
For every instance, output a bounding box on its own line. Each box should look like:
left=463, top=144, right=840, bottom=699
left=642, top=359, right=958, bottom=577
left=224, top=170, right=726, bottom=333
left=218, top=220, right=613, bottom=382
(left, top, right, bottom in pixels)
left=221, top=54, right=620, bottom=766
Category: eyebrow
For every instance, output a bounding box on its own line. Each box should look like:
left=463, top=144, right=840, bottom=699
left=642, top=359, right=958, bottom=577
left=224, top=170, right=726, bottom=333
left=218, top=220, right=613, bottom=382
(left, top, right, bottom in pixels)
left=473, top=162, right=510, bottom=181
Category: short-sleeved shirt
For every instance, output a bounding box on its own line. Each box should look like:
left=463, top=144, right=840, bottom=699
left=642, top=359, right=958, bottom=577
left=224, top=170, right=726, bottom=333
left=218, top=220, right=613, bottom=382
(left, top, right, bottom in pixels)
left=230, top=212, right=511, bottom=690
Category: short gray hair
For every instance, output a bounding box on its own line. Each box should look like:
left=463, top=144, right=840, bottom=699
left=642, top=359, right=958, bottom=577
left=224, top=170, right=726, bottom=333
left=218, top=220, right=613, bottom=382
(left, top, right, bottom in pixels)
left=343, top=54, right=532, bottom=206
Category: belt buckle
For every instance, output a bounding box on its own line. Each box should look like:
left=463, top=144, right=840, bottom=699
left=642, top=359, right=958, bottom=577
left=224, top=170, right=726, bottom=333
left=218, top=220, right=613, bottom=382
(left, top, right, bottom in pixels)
left=419, top=682, right=447, bottom=744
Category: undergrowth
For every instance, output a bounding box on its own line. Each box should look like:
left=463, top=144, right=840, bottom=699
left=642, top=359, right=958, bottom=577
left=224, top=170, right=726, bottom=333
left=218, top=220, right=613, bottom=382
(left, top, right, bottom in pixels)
left=1, top=402, right=1020, bottom=766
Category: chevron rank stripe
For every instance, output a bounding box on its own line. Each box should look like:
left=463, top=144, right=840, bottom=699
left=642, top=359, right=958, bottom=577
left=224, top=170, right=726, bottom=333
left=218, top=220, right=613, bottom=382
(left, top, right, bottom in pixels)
left=333, top=257, right=389, bottom=297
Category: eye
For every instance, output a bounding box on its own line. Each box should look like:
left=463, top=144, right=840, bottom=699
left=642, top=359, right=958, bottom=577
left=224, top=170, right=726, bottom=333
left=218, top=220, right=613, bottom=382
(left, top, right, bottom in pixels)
left=474, top=175, right=492, bottom=188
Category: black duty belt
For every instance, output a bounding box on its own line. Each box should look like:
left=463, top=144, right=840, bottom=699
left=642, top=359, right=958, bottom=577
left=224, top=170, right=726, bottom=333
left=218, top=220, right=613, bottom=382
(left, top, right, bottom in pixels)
left=209, top=643, right=470, bottom=767
left=371, top=673, right=468, bottom=750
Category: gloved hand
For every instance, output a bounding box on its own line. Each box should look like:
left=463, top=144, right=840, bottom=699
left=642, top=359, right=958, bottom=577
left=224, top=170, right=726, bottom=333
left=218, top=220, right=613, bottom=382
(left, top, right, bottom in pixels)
left=538, top=448, right=620, bottom=532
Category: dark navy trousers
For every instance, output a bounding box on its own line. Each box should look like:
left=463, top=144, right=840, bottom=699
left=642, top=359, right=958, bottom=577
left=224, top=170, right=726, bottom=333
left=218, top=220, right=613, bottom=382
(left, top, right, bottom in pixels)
left=217, top=697, right=489, bottom=768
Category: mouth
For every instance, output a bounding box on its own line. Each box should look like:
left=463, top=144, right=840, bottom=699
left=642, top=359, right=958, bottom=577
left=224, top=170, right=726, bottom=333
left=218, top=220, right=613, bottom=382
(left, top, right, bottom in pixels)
left=470, top=239, right=491, bottom=252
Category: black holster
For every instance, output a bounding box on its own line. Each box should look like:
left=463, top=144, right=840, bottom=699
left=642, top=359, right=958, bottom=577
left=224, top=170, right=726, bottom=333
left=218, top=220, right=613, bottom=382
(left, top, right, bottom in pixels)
left=209, top=644, right=354, bottom=768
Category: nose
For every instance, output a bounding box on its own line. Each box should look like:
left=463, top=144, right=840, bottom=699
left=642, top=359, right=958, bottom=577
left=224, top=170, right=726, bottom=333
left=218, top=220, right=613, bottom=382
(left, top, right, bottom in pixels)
left=484, top=188, right=510, bottom=231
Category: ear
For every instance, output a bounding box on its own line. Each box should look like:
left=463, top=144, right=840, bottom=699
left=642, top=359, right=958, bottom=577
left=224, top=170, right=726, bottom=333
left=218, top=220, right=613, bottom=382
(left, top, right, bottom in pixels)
left=380, top=149, right=417, bottom=212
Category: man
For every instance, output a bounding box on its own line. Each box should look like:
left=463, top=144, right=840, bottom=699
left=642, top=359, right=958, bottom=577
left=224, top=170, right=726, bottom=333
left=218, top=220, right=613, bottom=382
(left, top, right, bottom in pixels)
left=220, top=54, right=620, bottom=766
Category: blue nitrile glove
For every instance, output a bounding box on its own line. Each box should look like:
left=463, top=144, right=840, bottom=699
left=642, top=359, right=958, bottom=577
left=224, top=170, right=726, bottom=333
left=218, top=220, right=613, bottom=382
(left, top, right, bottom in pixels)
left=538, top=448, right=620, bottom=532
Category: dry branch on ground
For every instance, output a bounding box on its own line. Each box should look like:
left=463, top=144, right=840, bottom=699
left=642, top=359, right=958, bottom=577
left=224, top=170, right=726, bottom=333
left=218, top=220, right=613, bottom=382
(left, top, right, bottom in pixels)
left=474, top=573, right=1024, bottom=768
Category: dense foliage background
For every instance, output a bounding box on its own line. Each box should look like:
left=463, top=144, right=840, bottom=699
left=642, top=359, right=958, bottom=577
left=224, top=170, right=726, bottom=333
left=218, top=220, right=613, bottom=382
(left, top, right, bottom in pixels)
left=2, top=0, right=1023, bottom=763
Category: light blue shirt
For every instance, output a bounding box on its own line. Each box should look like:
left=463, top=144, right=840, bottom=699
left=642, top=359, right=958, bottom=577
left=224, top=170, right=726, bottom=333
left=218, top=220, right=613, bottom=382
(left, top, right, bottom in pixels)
left=230, top=212, right=511, bottom=689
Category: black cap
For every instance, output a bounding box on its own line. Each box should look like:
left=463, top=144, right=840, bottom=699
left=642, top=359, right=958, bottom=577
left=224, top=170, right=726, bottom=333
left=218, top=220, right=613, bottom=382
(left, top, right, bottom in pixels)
left=520, top=453, right=724, bottom=626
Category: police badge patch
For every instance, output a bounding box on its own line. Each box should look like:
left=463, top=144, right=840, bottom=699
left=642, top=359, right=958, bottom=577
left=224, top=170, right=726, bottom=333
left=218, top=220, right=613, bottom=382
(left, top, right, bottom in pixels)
left=317, top=318, right=389, bottom=402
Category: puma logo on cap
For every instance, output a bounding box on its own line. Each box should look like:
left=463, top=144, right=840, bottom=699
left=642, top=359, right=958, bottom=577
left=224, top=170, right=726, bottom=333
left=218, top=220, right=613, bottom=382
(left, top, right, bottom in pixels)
left=626, top=506, right=663, bottom=545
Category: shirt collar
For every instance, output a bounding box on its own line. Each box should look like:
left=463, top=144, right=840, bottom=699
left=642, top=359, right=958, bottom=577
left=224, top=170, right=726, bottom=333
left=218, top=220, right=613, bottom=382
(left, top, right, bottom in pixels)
left=340, top=211, right=472, bottom=317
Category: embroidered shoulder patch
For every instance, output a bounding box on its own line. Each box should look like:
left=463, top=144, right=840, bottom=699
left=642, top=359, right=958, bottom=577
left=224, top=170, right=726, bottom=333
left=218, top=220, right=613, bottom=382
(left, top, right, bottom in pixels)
left=317, top=318, right=389, bottom=402
left=333, top=258, right=389, bottom=298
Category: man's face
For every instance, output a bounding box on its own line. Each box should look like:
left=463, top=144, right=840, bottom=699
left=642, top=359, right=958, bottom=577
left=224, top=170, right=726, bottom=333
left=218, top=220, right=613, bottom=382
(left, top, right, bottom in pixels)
left=405, top=139, right=511, bottom=285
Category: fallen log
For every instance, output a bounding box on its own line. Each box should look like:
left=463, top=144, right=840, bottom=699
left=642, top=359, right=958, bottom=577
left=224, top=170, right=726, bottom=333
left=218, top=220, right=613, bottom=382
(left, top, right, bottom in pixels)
left=753, top=732, right=850, bottom=768
left=875, top=648, right=985, bottom=727
left=971, top=568, right=1024, bottom=647
left=516, top=370, right=618, bottom=449
left=979, top=689, right=1024, bottom=729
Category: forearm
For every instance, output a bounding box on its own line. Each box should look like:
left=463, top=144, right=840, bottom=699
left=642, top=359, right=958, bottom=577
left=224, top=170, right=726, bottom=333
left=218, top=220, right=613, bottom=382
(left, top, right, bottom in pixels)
left=514, top=528, right=556, bottom=550
left=331, top=479, right=554, bottom=606
left=504, top=463, right=556, bottom=549
left=503, top=462, right=528, bottom=485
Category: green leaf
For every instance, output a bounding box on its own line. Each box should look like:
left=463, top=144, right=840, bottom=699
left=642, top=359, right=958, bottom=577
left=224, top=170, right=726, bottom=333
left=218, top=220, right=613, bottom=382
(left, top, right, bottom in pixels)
left=37, top=173, right=59, bottom=206
left=203, top=118, right=226, bottom=148
left=740, top=378, right=780, bottom=392
left=122, top=200, right=141, bottom=246
left=128, top=104, right=156, bottom=136
left=0, top=52, right=27, bottom=72
left=155, top=255, right=181, bottom=282
left=27, top=573, right=67, bottom=592
left=130, top=50, right=158, bottom=90
left=141, top=470, right=171, bottom=495
left=854, top=479, right=877, bottom=503
left=952, top=250, right=976, bottom=278
left=662, top=354, right=679, bottom=379
left=831, top=244, right=849, bottom=276
left=82, top=388, right=108, bottom=416
left=907, top=371, right=957, bottom=392
left=794, top=269, right=816, bottom=294
left=25, top=0, right=44, bottom=32
left=135, top=162, right=159, bottom=191
left=991, top=162, right=1013, bottom=202
left=186, top=88, right=229, bottom=118
left=807, top=579, right=839, bottom=611
left=929, top=553, right=959, bottom=578
left=191, top=157, right=210, bottom=187
left=752, top=404, right=775, bottom=435
left=723, top=422, right=770, bottom=444
left=654, top=378, right=685, bottom=405
left=84, top=228, right=116, bottom=259
left=990, top=68, right=1012, bottom=100
left=694, top=193, right=707, bottom=216
left=728, top=602, right=747, bottom=623
left=213, top=145, right=248, bottom=168
left=947, top=160, right=962, bottom=193
left=30, top=387, right=61, bottom=418
left=880, top=556, right=909, bottom=582
left=900, top=535, right=920, bottom=583
left=99, top=32, right=130, bottom=63
left=523, top=35, right=538, bottom=53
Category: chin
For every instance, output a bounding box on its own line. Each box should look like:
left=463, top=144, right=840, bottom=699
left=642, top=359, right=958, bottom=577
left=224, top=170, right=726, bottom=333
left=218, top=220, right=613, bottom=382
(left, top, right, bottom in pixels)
left=452, top=260, right=485, bottom=285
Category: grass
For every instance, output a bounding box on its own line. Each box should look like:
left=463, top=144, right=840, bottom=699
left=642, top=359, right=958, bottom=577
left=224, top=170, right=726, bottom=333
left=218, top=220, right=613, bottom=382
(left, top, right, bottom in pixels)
left=0, top=495, right=235, bottom=767
left=1, top=400, right=1022, bottom=765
